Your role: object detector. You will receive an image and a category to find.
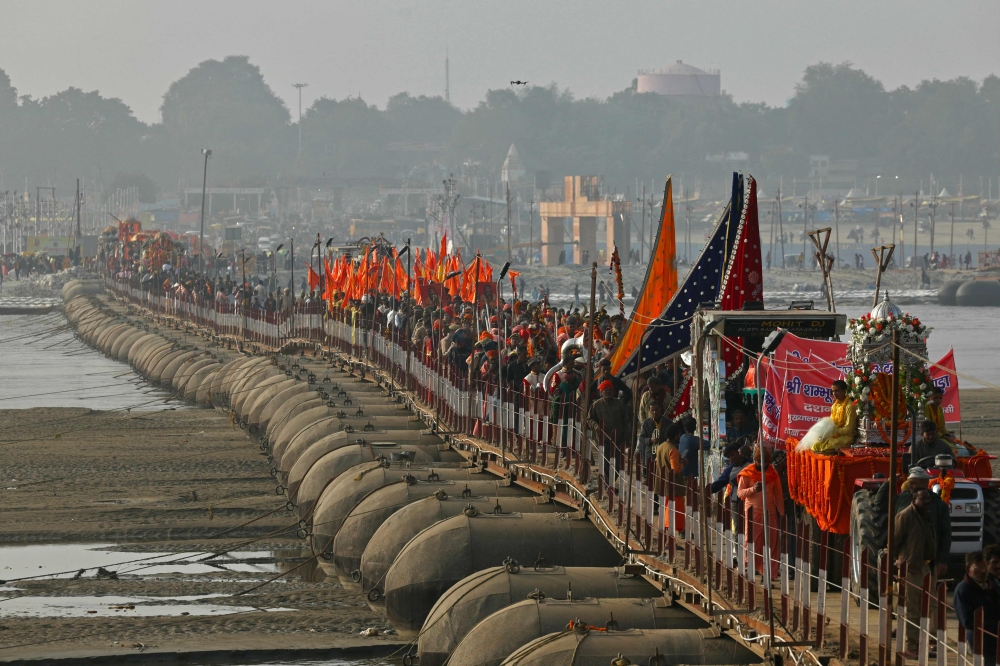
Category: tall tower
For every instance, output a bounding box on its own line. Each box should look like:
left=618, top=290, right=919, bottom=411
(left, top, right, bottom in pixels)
left=445, top=48, right=450, bottom=104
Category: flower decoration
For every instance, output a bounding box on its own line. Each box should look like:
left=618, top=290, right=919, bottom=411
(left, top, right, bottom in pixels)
left=847, top=312, right=930, bottom=347
left=847, top=363, right=877, bottom=416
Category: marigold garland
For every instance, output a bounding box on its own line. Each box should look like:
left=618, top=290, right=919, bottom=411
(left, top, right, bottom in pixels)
left=932, top=471, right=955, bottom=504
left=610, top=246, right=624, bottom=317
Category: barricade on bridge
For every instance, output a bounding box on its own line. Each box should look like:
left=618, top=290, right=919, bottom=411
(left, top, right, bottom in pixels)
left=98, top=274, right=1000, bottom=666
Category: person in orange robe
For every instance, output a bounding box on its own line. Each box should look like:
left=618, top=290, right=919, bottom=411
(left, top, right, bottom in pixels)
left=653, top=418, right=685, bottom=533
left=736, top=445, right=785, bottom=579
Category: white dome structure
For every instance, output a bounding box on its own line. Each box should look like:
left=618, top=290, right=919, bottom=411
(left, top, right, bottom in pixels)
left=870, top=291, right=903, bottom=319
left=637, top=60, right=720, bottom=96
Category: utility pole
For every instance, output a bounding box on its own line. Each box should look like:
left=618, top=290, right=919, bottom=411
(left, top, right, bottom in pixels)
left=777, top=187, right=785, bottom=269
left=75, top=179, right=82, bottom=239
left=639, top=184, right=646, bottom=264
left=685, top=186, right=692, bottom=264
left=527, top=198, right=534, bottom=264
left=885, top=328, right=901, bottom=629
left=505, top=183, right=512, bottom=262
left=950, top=202, right=956, bottom=264
left=929, top=191, right=938, bottom=255
left=834, top=198, right=841, bottom=270
left=293, top=83, right=309, bottom=160
left=913, top=191, right=920, bottom=270
left=199, top=149, right=212, bottom=275
left=802, top=195, right=809, bottom=269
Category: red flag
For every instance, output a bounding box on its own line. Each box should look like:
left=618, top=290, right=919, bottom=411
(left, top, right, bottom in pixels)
left=929, top=349, right=961, bottom=424
left=718, top=176, right=763, bottom=376
left=305, top=262, right=320, bottom=292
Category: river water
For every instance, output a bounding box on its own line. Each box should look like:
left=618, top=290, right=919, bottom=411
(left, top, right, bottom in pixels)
left=3, top=301, right=1000, bottom=411
left=0, top=313, right=177, bottom=410
left=839, top=303, right=1000, bottom=388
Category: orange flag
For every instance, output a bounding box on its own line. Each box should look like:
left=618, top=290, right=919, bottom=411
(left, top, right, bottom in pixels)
left=340, top=260, right=355, bottom=307
left=305, top=262, right=320, bottom=292
left=508, top=270, right=520, bottom=298
left=609, top=177, right=678, bottom=375
left=394, top=257, right=408, bottom=298
left=425, top=249, right=437, bottom=282
left=460, top=254, right=482, bottom=302
left=439, top=234, right=448, bottom=264
left=378, top=257, right=394, bottom=295
left=353, top=251, right=369, bottom=300
left=413, top=250, right=424, bottom=282
left=324, top=258, right=336, bottom=300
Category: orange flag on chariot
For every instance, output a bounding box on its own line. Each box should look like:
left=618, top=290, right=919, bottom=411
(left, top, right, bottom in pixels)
left=608, top=177, right=678, bottom=375
left=305, top=262, right=320, bottom=292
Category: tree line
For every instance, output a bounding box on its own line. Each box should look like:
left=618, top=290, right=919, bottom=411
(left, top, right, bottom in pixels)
left=0, top=56, right=995, bottom=201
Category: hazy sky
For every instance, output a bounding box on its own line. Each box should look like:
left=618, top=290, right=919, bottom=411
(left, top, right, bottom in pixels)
left=2, top=0, right=997, bottom=124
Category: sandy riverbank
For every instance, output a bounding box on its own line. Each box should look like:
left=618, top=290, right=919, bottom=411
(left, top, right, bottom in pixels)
left=0, top=407, right=401, bottom=663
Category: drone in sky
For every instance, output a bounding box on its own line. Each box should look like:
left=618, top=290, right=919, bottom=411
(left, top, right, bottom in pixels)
left=510, top=80, right=528, bottom=86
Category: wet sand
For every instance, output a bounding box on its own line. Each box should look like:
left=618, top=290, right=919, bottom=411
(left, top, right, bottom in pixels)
left=0, top=408, right=401, bottom=662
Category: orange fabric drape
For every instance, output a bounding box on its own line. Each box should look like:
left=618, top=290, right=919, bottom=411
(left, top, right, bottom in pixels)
left=609, top=177, right=678, bottom=375
left=785, top=442, right=898, bottom=535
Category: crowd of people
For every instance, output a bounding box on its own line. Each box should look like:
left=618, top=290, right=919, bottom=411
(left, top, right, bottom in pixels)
left=101, top=238, right=1000, bottom=660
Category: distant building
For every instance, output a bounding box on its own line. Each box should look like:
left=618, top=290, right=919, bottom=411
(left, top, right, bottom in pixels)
left=501, top=144, right=526, bottom=183
left=637, top=60, right=721, bottom=96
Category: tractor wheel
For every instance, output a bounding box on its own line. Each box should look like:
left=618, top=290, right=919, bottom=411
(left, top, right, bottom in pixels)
left=850, top=488, right=886, bottom=603
left=983, top=488, right=1000, bottom=547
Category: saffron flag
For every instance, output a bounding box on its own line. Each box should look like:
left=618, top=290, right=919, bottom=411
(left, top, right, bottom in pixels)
left=608, top=177, right=678, bottom=375
left=395, top=257, right=408, bottom=298
left=323, top=258, right=335, bottom=302
left=413, top=250, right=424, bottom=283
left=461, top=254, right=484, bottom=302
left=929, top=349, right=961, bottom=424
left=305, top=262, right=320, bottom=292
left=508, top=270, right=520, bottom=298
